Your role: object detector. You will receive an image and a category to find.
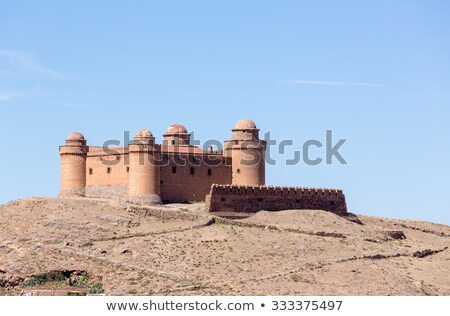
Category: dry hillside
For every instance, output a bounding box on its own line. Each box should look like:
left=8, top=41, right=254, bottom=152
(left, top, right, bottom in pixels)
left=0, top=197, right=449, bottom=295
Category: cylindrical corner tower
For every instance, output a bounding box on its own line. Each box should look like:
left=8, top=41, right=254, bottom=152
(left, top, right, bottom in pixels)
left=224, top=119, right=266, bottom=186
left=59, top=132, right=87, bottom=197
left=163, top=124, right=190, bottom=146
left=128, top=129, right=162, bottom=205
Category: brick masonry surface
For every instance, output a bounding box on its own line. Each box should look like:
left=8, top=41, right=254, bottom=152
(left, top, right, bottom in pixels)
left=205, top=184, right=348, bottom=215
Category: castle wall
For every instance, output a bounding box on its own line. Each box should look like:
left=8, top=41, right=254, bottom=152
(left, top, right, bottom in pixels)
left=160, top=154, right=232, bottom=202
left=205, top=184, right=348, bottom=215
left=85, top=153, right=129, bottom=198
left=83, top=150, right=233, bottom=202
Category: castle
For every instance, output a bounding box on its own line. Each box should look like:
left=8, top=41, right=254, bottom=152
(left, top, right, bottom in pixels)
left=59, top=119, right=348, bottom=216
left=60, top=119, right=266, bottom=204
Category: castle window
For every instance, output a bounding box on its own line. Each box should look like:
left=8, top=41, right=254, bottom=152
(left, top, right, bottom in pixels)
left=296, top=199, right=300, bottom=203
left=160, top=180, right=163, bottom=186
left=89, top=168, right=93, bottom=175
left=171, top=140, right=175, bottom=145
left=190, top=167, right=195, bottom=175
left=107, top=167, right=111, bottom=174
left=221, top=198, right=226, bottom=202
left=207, top=169, right=212, bottom=176
left=330, top=201, right=335, bottom=206
left=257, top=198, right=263, bottom=202
left=237, top=168, right=241, bottom=174
left=172, top=166, right=177, bottom=174
left=126, top=167, right=129, bottom=173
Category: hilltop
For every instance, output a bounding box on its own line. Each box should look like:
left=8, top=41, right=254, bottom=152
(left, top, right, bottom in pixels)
left=0, top=197, right=449, bottom=295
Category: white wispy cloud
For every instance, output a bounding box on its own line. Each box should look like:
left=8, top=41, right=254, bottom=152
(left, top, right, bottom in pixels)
left=0, top=49, right=75, bottom=80
left=280, top=79, right=381, bottom=87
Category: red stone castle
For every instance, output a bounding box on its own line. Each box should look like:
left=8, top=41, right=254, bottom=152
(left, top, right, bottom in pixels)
left=59, top=119, right=266, bottom=204
left=59, top=119, right=348, bottom=216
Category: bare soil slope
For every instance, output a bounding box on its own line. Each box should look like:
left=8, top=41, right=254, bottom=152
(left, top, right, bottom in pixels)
left=0, top=197, right=449, bottom=295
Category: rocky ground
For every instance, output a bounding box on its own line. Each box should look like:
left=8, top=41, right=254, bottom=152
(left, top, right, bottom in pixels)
left=0, top=197, right=449, bottom=295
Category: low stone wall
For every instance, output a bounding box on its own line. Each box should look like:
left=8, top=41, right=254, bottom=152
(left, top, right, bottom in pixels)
left=205, top=184, right=348, bottom=215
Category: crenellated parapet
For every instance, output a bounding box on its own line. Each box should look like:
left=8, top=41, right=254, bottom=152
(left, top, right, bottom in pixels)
left=205, top=184, right=348, bottom=215
left=209, top=184, right=344, bottom=197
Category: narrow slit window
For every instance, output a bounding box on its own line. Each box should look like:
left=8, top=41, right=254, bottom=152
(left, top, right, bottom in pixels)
left=172, top=166, right=177, bottom=174
left=207, top=169, right=212, bottom=176
left=237, top=168, right=241, bottom=174
left=126, top=167, right=130, bottom=173
left=89, top=168, right=93, bottom=175
left=107, top=167, right=111, bottom=174
left=190, top=167, right=195, bottom=175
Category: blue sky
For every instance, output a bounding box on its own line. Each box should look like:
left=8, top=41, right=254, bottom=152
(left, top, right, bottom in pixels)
left=1, top=1, right=449, bottom=224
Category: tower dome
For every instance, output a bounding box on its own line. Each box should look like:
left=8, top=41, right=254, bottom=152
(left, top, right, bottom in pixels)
left=165, top=124, right=188, bottom=134
left=133, top=129, right=154, bottom=145
left=135, top=129, right=153, bottom=138
left=67, top=132, right=85, bottom=141
left=232, top=119, right=259, bottom=140
left=234, top=119, right=257, bottom=130
left=163, top=123, right=190, bottom=146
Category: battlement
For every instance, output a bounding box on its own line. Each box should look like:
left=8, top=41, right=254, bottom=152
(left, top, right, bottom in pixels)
left=209, top=184, right=344, bottom=198
left=205, top=184, right=348, bottom=216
